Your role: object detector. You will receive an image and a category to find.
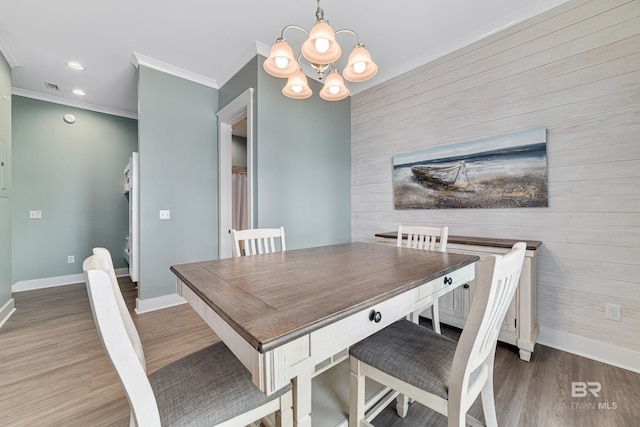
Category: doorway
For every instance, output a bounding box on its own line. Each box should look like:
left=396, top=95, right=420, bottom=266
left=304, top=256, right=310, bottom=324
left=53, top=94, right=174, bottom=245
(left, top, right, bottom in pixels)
left=217, top=88, right=254, bottom=259
left=231, top=117, right=248, bottom=233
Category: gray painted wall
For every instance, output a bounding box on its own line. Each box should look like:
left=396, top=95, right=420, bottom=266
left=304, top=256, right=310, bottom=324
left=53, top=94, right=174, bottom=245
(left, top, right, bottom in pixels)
left=0, top=52, right=11, bottom=308
left=11, top=96, right=137, bottom=283
left=256, top=59, right=351, bottom=249
left=6, top=53, right=349, bottom=305
left=219, top=56, right=351, bottom=250
left=218, top=56, right=259, bottom=111
left=137, top=65, right=218, bottom=300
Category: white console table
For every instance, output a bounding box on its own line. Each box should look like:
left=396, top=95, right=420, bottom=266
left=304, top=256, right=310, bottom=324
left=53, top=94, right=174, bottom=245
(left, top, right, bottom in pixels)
left=375, top=232, right=540, bottom=361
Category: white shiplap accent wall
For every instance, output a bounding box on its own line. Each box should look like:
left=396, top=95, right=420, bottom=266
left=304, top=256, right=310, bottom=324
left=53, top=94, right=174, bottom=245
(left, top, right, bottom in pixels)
left=351, top=0, right=639, bottom=366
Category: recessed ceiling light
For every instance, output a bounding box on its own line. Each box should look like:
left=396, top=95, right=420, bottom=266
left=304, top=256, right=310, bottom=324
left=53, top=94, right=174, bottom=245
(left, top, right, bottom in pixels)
left=72, top=89, right=85, bottom=96
left=67, top=62, right=84, bottom=71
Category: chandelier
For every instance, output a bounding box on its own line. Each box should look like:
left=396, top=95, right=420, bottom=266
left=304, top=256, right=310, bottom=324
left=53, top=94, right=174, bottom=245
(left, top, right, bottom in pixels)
left=263, top=0, right=378, bottom=101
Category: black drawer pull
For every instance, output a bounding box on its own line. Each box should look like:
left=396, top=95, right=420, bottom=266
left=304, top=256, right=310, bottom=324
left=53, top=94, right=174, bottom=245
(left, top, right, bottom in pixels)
left=463, top=283, right=470, bottom=289
left=444, top=276, right=453, bottom=285
left=369, top=309, right=382, bottom=323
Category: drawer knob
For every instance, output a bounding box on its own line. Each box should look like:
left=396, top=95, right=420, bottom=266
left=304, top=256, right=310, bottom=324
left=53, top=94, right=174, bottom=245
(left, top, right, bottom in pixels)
left=463, top=283, right=470, bottom=289
left=444, top=276, right=453, bottom=285
left=369, top=309, right=382, bottom=323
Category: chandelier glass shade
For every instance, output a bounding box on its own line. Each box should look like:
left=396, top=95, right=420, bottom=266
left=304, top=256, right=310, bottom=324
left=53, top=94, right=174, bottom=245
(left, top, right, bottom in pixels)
left=263, top=0, right=378, bottom=101
left=342, top=44, right=378, bottom=82
left=319, top=70, right=349, bottom=101
left=301, top=21, right=341, bottom=65
left=263, top=40, right=298, bottom=78
left=282, top=68, right=313, bottom=99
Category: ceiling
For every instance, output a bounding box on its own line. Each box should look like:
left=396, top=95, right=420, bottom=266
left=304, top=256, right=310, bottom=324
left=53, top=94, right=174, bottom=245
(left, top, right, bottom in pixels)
left=0, top=0, right=567, bottom=119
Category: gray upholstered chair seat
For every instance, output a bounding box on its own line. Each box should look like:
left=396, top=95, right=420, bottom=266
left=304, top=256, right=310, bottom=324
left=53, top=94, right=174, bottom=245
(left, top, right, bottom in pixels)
left=350, top=319, right=476, bottom=399
left=149, top=342, right=292, bottom=426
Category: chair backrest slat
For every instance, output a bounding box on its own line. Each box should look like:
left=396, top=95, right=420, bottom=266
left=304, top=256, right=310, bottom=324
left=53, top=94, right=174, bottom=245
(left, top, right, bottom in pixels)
left=232, top=227, right=286, bottom=257
left=398, top=225, right=448, bottom=252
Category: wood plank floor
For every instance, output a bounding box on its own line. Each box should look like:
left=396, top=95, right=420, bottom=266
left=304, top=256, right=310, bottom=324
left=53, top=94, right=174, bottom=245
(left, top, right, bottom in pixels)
left=1, top=277, right=638, bottom=426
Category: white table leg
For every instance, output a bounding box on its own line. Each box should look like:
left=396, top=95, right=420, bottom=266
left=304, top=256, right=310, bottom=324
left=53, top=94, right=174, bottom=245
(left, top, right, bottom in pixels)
left=293, top=371, right=313, bottom=427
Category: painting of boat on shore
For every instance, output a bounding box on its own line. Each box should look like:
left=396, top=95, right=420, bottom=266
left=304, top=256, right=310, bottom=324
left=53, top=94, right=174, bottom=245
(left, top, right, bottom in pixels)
left=393, top=128, right=548, bottom=209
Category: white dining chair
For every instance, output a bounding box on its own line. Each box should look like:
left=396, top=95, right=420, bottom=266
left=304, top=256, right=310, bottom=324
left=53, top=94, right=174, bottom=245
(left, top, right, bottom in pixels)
left=83, top=247, right=147, bottom=366
left=83, top=250, right=293, bottom=427
left=232, top=226, right=286, bottom=257
left=349, top=242, right=526, bottom=427
left=397, top=224, right=449, bottom=333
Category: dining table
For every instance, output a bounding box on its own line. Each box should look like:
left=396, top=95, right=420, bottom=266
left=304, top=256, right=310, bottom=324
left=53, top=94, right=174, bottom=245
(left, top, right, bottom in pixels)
left=170, top=242, right=478, bottom=427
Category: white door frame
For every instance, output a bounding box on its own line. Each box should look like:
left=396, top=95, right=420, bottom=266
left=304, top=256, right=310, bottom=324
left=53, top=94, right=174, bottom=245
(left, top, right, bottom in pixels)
left=217, top=88, right=254, bottom=259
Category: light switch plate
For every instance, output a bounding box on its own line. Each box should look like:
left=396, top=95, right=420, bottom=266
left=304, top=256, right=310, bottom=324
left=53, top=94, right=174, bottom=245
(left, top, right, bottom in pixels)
left=29, top=210, right=42, bottom=219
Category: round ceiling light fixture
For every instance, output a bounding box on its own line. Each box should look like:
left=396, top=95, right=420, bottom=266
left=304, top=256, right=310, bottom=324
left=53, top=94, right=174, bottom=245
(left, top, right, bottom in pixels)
left=63, top=114, right=76, bottom=124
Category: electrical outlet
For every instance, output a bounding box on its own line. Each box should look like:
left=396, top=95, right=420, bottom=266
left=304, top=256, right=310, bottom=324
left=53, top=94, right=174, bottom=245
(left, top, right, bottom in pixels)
left=67, top=255, right=75, bottom=264
left=29, top=210, right=42, bottom=219
left=605, top=303, right=621, bottom=322
left=159, top=210, right=171, bottom=220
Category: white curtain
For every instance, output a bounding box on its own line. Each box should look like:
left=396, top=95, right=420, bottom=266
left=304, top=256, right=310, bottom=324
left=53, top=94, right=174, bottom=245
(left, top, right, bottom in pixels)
left=232, top=172, right=248, bottom=231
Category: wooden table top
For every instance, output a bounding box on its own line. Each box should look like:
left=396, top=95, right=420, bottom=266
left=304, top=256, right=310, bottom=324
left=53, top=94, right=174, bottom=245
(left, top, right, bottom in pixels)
left=170, top=242, right=478, bottom=353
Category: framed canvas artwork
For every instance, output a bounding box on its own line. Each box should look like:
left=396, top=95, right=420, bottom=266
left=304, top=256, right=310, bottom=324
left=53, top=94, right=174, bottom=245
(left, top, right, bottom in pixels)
left=393, top=128, right=548, bottom=209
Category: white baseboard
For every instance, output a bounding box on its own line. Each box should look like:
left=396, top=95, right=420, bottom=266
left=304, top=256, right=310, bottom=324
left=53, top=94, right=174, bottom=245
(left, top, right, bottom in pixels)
left=11, top=270, right=184, bottom=315
left=0, top=298, right=16, bottom=329
left=538, top=326, right=640, bottom=374
left=12, top=268, right=130, bottom=292
left=135, top=293, right=186, bottom=314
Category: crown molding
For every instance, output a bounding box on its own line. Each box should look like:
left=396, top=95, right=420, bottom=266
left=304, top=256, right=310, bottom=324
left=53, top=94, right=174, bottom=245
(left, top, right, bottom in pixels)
left=350, top=0, right=569, bottom=96
left=130, top=52, right=218, bottom=89
left=0, top=29, right=18, bottom=68
left=255, top=40, right=271, bottom=58
left=11, top=87, right=138, bottom=119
